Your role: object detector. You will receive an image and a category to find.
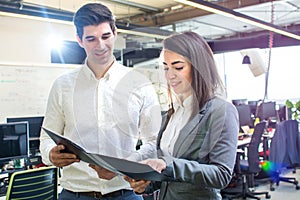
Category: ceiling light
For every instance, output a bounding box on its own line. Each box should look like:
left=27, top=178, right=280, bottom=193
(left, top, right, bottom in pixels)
left=175, top=0, right=300, bottom=41
left=242, top=55, right=251, bottom=64
left=171, top=5, right=184, bottom=10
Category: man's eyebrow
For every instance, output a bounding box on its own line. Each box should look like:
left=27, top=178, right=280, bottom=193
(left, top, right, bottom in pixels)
left=84, top=32, right=112, bottom=40
left=102, top=32, right=112, bottom=36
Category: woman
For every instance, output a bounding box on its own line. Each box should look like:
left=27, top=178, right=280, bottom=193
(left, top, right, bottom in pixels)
left=125, top=32, right=239, bottom=199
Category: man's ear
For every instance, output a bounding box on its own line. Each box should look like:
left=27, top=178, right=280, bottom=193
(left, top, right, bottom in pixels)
left=113, top=27, right=117, bottom=37
left=76, top=35, right=84, bottom=48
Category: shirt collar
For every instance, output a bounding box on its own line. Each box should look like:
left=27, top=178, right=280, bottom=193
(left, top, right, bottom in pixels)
left=82, top=58, right=117, bottom=81
left=173, top=94, right=195, bottom=111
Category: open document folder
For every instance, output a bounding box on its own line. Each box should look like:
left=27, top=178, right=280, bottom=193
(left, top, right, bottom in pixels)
left=42, top=127, right=176, bottom=182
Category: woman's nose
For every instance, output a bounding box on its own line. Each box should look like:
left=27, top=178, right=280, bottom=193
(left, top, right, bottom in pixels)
left=166, top=69, right=176, bottom=79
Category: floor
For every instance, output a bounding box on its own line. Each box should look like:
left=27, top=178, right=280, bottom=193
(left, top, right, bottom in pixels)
left=222, top=168, right=300, bottom=199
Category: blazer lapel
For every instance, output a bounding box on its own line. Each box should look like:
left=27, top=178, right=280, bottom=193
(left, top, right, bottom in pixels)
left=157, top=109, right=174, bottom=151
left=172, top=109, right=206, bottom=157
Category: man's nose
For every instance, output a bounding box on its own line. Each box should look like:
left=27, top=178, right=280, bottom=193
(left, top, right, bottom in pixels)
left=96, top=38, right=105, bottom=48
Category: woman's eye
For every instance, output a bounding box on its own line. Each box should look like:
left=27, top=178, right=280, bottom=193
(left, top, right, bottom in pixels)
left=175, top=67, right=184, bottom=70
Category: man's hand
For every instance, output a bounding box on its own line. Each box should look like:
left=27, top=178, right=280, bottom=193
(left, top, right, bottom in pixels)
left=124, top=176, right=151, bottom=194
left=89, top=164, right=116, bottom=180
left=49, top=145, right=80, bottom=167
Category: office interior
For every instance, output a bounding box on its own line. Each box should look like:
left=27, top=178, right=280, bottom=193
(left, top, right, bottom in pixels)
left=1, top=0, right=300, bottom=199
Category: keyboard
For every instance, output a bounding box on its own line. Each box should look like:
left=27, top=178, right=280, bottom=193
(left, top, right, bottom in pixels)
left=0, top=175, right=8, bottom=197
left=0, top=184, right=7, bottom=197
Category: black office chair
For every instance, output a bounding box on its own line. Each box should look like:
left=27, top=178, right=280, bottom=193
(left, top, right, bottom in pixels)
left=223, top=121, right=271, bottom=199
left=268, top=120, right=300, bottom=191
left=6, top=166, right=58, bottom=200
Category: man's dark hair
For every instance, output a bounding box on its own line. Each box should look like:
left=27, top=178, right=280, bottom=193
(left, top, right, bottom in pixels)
left=74, top=3, right=116, bottom=39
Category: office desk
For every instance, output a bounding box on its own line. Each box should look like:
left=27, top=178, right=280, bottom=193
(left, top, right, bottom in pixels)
left=0, top=173, right=7, bottom=199
left=238, top=137, right=251, bottom=147
left=237, top=130, right=274, bottom=160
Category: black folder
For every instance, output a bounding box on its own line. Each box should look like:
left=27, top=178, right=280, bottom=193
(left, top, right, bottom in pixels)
left=42, top=127, right=176, bottom=182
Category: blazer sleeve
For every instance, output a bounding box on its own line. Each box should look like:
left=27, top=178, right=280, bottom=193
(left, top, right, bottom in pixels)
left=160, top=101, right=239, bottom=189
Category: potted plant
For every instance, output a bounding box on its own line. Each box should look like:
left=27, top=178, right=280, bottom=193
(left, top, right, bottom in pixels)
left=285, top=99, right=300, bottom=121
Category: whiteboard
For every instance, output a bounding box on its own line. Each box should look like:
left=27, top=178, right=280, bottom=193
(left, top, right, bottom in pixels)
left=0, top=63, right=78, bottom=122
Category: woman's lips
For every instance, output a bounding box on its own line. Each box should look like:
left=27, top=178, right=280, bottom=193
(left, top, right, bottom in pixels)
left=170, top=81, right=180, bottom=87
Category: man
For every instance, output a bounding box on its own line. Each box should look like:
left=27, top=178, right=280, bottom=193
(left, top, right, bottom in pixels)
left=39, top=3, right=161, bottom=200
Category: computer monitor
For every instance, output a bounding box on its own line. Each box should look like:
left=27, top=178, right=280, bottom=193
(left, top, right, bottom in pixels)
left=277, top=104, right=288, bottom=122
left=232, top=99, right=248, bottom=106
left=6, top=116, right=44, bottom=138
left=0, top=122, right=29, bottom=163
left=6, top=116, right=44, bottom=156
left=248, top=100, right=259, bottom=116
left=235, top=104, right=253, bottom=129
left=257, top=102, right=277, bottom=120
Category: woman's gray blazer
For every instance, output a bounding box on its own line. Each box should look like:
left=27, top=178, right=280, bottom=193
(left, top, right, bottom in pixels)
left=156, top=97, right=239, bottom=200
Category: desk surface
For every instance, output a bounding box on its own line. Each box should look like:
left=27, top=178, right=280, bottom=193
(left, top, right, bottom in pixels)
left=238, top=137, right=251, bottom=147
left=237, top=128, right=274, bottom=147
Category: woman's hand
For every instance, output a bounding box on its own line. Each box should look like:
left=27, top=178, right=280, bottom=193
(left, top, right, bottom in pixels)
left=89, top=164, right=116, bottom=180
left=141, top=158, right=167, bottom=173
left=124, top=176, right=151, bottom=194
left=124, top=159, right=166, bottom=193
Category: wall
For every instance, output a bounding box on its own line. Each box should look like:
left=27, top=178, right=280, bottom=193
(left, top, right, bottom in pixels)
left=0, top=15, right=73, bottom=122
left=0, top=63, right=77, bottom=122
left=0, top=15, right=75, bottom=63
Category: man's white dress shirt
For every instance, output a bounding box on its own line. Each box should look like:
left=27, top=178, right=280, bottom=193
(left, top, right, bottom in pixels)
left=40, top=61, right=161, bottom=194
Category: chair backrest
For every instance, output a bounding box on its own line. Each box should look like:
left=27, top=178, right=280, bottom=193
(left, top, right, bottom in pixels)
left=247, top=121, right=267, bottom=173
left=284, top=120, right=300, bottom=165
left=269, top=119, right=300, bottom=168
left=18, top=134, right=27, bottom=155
left=6, top=166, right=58, bottom=200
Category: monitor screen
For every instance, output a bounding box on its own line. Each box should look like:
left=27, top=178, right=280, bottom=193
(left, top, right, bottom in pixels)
left=235, top=104, right=253, bottom=128
left=6, top=116, right=44, bottom=138
left=0, top=122, right=29, bottom=162
left=257, top=102, right=277, bottom=120
left=51, top=40, right=86, bottom=64
left=232, top=99, right=248, bottom=106
left=248, top=100, right=259, bottom=116
left=277, top=104, right=288, bottom=122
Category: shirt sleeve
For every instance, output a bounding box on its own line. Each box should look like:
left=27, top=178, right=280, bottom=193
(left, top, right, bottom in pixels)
left=39, top=79, right=65, bottom=165
left=127, top=75, right=162, bottom=161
